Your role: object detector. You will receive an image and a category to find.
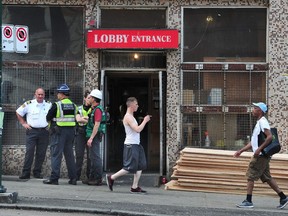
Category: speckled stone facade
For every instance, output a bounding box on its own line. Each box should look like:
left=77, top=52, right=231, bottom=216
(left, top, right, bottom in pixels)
left=2, top=0, right=287, bottom=178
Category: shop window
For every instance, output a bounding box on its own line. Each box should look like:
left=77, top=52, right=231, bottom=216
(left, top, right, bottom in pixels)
left=183, top=8, right=266, bottom=63
left=181, top=70, right=266, bottom=150
left=2, top=5, right=84, bottom=61
left=100, top=9, right=166, bottom=28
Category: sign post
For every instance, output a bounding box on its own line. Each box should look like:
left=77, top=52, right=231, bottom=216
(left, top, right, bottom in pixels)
left=0, top=22, right=18, bottom=203
left=0, top=109, right=5, bottom=193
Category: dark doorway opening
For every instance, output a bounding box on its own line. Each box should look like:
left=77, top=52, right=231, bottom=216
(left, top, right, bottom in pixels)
left=105, top=73, right=160, bottom=173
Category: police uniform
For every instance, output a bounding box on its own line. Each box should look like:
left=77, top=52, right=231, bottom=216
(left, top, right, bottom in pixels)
left=16, top=99, right=51, bottom=178
left=45, top=98, right=77, bottom=184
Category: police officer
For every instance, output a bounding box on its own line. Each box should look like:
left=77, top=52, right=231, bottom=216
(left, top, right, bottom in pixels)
left=43, top=84, right=77, bottom=185
left=84, top=89, right=106, bottom=185
left=16, top=88, right=51, bottom=179
left=75, top=90, right=91, bottom=181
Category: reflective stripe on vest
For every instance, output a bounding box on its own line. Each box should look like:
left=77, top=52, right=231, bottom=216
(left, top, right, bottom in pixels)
left=53, top=117, right=75, bottom=122
left=55, top=99, right=76, bottom=126
left=78, top=105, right=91, bottom=126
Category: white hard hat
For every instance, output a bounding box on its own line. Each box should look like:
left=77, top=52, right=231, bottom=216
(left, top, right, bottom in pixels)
left=90, top=89, right=102, bottom=100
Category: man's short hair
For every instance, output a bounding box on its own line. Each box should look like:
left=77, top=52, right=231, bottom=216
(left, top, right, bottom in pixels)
left=126, top=97, right=137, bottom=107
left=84, top=90, right=90, bottom=98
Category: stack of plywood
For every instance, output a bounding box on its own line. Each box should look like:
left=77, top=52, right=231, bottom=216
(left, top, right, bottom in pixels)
left=165, top=147, right=288, bottom=196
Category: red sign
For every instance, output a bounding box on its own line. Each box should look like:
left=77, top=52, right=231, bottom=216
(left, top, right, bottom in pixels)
left=16, top=27, right=27, bottom=42
left=3, top=26, right=13, bottom=38
left=87, top=29, right=179, bottom=49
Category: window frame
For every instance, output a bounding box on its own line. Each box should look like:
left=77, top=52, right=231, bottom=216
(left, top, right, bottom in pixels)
left=181, top=6, right=268, bottom=64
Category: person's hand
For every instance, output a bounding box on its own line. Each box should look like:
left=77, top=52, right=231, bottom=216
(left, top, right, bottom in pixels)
left=144, top=115, right=151, bottom=123
left=87, top=138, right=93, bottom=147
left=22, top=123, right=32, bottom=130
left=233, top=150, right=241, bottom=158
left=82, top=116, right=89, bottom=123
left=254, top=148, right=261, bottom=157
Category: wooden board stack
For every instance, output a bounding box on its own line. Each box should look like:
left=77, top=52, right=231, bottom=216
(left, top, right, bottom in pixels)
left=165, top=147, right=288, bottom=196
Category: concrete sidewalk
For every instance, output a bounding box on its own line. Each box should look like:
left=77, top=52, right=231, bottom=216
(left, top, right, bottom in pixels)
left=0, top=175, right=287, bottom=216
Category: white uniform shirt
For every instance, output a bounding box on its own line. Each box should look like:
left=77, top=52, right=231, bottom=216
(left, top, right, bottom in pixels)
left=16, top=99, right=52, bottom=128
left=124, top=115, right=140, bottom=145
left=251, top=116, right=270, bottom=153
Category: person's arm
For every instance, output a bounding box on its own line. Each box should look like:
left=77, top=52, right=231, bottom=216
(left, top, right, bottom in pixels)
left=76, top=114, right=89, bottom=124
left=46, top=103, right=57, bottom=122
left=234, top=142, right=252, bottom=158
left=16, top=102, right=31, bottom=129
left=16, top=112, right=31, bottom=130
left=125, top=114, right=151, bottom=133
left=87, top=108, right=101, bottom=147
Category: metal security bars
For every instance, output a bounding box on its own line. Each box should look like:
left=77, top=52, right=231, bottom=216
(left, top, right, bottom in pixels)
left=1, top=62, right=84, bottom=146
left=181, top=69, right=266, bottom=150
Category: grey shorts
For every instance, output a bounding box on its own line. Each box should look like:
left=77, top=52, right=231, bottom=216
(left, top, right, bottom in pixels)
left=123, top=144, right=147, bottom=173
left=246, top=155, right=271, bottom=183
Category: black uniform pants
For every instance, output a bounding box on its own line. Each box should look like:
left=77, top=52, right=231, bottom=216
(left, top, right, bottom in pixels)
left=22, top=128, right=49, bottom=176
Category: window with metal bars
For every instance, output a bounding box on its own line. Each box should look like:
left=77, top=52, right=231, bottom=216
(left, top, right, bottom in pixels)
left=181, top=70, right=266, bottom=150
left=1, top=62, right=84, bottom=146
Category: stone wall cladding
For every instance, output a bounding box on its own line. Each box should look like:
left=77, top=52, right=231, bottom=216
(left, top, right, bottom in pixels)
left=268, top=0, right=288, bottom=151
left=2, top=0, right=287, bottom=177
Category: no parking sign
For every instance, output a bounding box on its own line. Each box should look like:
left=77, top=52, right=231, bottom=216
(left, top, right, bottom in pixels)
left=15, top=25, right=29, bottom=53
left=2, top=24, right=15, bottom=52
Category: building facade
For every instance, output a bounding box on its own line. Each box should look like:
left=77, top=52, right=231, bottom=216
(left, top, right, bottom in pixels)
left=1, top=0, right=287, bottom=179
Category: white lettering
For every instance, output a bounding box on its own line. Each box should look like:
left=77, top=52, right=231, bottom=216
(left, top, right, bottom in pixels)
left=94, top=34, right=129, bottom=43
left=131, top=35, right=172, bottom=43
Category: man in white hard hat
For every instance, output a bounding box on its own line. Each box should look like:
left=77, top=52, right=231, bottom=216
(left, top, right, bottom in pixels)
left=84, top=89, right=106, bottom=185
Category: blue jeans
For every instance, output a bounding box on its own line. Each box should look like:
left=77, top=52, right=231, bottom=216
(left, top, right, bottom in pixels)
left=50, top=126, right=76, bottom=180
left=89, top=133, right=103, bottom=180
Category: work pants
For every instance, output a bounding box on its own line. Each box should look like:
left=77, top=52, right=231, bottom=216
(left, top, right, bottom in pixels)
left=50, top=126, right=76, bottom=181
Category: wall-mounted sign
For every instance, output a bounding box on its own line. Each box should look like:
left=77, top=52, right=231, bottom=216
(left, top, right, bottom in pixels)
left=87, top=29, right=179, bottom=49
left=2, top=24, right=15, bottom=52
left=15, top=25, right=29, bottom=53
left=1, top=24, right=29, bottom=53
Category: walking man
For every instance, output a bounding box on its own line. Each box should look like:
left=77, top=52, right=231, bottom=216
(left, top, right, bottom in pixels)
left=43, top=84, right=77, bottom=185
left=16, top=88, right=51, bottom=179
left=234, top=102, right=288, bottom=209
left=106, top=97, right=151, bottom=193
left=84, top=89, right=106, bottom=185
left=75, top=90, right=91, bottom=181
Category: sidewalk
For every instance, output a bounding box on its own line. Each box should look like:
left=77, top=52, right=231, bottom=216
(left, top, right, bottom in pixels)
left=0, top=175, right=287, bottom=216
